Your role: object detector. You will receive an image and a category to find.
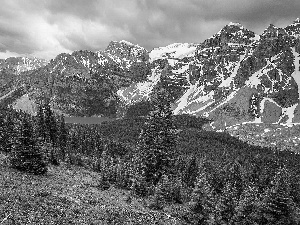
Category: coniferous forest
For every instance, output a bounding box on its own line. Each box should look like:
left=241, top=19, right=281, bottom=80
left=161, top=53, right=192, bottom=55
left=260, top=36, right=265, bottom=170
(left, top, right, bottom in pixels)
left=1, top=80, right=300, bottom=224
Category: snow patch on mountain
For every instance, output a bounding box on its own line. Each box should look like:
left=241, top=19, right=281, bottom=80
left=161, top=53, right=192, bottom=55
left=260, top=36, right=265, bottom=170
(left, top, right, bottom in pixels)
left=12, top=93, right=37, bottom=115
left=173, top=83, right=198, bottom=115
left=291, top=47, right=300, bottom=101
left=219, top=55, right=245, bottom=88
left=245, top=59, right=276, bottom=90
left=228, top=22, right=244, bottom=28
left=149, top=43, right=197, bottom=62
left=117, top=68, right=161, bottom=103
left=120, top=40, right=135, bottom=46
left=281, top=104, right=298, bottom=124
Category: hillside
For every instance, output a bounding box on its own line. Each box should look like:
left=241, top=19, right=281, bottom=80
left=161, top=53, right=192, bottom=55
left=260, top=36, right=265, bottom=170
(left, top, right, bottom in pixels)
left=0, top=152, right=182, bottom=224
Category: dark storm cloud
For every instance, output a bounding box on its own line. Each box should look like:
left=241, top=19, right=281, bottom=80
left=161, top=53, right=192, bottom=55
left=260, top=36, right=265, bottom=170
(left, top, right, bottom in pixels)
left=0, top=0, right=299, bottom=59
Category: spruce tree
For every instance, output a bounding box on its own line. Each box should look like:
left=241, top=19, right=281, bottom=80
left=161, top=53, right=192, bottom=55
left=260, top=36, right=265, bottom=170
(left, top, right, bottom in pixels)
left=213, top=181, right=240, bottom=224
left=10, top=115, right=47, bottom=175
left=43, top=100, right=57, bottom=146
left=57, top=115, right=68, bottom=161
left=189, top=168, right=216, bottom=223
left=256, top=166, right=297, bottom=224
left=134, top=65, right=177, bottom=186
left=4, top=113, right=15, bottom=152
left=43, top=100, right=59, bottom=165
left=0, top=111, right=8, bottom=152
left=36, top=103, right=46, bottom=140
left=233, top=182, right=260, bottom=224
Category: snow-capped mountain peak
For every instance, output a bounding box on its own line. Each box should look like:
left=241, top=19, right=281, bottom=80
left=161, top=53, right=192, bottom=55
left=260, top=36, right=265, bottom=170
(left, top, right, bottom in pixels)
left=149, top=43, right=197, bottom=62
left=120, top=40, right=135, bottom=46
left=228, top=22, right=244, bottom=28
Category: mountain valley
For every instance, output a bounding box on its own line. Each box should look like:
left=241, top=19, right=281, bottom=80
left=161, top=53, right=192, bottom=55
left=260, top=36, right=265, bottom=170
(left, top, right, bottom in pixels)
left=1, top=19, right=300, bottom=149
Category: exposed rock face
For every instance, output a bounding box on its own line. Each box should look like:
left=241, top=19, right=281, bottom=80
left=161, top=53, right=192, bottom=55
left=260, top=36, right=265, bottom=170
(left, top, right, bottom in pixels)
left=261, top=100, right=282, bottom=123
left=3, top=19, right=300, bottom=124
left=0, top=41, right=149, bottom=116
left=0, top=57, right=48, bottom=75
left=208, top=87, right=259, bottom=129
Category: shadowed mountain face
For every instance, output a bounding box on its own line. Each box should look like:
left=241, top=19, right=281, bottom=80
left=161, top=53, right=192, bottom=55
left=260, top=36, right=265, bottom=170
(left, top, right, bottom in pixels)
left=1, top=19, right=300, bottom=128
left=0, top=42, right=150, bottom=117
left=0, top=57, right=48, bottom=97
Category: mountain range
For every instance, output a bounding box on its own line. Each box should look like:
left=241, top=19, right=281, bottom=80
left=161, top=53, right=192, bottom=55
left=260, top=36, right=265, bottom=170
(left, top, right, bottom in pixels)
left=1, top=18, right=300, bottom=130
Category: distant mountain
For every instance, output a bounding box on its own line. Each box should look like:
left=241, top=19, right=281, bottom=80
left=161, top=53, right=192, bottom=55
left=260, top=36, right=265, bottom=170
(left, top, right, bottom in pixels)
left=2, top=19, right=300, bottom=129
left=285, top=18, right=300, bottom=37
left=118, top=19, right=300, bottom=129
left=0, top=41, right=150, bottom=117
left=0, top=57, right=48, bottom=102
left=0, top=57, right=48, bottom=75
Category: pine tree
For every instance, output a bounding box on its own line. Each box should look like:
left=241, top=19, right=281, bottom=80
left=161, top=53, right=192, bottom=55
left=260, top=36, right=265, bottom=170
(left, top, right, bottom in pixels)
left=10, top=115, right=47, bottom=175
left=134, top=65, right=177, bottom=186
left=213, top=181, right=240, bottom=224
left=36, top=103, right=46, bottom=140
left=189, top=168, right=216, bottom=223
left=57, top=115, right=68, bottom=161
left=4, top=113, right=15, bottom=152
left=0, top=111, right=8, bottom=152
left=232, top=182, right=260, bottom=224
left=43, top=100, right=59, bottom=165
left=256, top=166, right=297, bottom=225
left=182, top=154, right=198, bottom=187
left=43, top=100, right=57, bottom=145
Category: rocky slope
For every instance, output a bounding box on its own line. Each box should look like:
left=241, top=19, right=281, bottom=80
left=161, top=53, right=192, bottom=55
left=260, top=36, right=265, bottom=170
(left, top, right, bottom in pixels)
left=0, top=41, right=150, bottom=117
left=118, top=19, right=300, bottom=130
left=1, top=19, right=300, bottom=127
left=0, top=57, right=48, bottom=96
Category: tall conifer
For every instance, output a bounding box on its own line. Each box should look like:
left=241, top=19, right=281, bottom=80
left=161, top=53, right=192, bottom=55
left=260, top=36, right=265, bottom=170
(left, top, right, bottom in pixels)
left=133, top=64, right=177, bottom=188
left=10, top=115, right=47, bottom=175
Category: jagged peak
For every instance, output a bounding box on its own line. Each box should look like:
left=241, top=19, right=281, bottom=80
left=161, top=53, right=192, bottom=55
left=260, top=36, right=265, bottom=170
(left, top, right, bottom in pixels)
left=107, top=40, right=145, bottom=51
left=294, top=18, right=300, bottom=24
left=267, top=24, right=278, bottom=29
left=227, top=22, right=244, bottom=28
left=261, top=24, right=281, bottom=36
left=120, top=40, right=134, bottom=46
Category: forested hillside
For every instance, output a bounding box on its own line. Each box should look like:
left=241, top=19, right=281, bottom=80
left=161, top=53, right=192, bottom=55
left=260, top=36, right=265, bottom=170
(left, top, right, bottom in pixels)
left=1, top=81, right=300, bottom=224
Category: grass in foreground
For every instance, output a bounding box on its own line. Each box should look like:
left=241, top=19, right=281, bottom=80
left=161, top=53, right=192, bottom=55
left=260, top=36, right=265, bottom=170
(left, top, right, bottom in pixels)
left=0, top=153, right=184, bottom=225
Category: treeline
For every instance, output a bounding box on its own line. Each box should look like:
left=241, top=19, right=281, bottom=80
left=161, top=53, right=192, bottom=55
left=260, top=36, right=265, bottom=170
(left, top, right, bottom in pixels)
left=67, top=76, right=300, bottom=224
left=1, top=95, right=300, bottom=224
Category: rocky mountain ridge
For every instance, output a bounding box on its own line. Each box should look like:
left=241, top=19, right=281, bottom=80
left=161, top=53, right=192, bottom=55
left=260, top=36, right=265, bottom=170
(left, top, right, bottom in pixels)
left=118, top=19, right=300, bottom=130
left=1, top=19, right=300, bottom=130
left=0, top=41, right=150, bottom=117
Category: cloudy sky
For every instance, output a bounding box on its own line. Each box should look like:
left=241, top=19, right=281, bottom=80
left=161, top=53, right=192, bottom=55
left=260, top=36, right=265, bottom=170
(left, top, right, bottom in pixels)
left=0, top=0, right=299, bottom=60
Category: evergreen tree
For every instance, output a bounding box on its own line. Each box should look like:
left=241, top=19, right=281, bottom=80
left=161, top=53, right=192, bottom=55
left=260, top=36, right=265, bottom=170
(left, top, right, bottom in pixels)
left=133, top=66, right=177, bottom=186
left=182, top=154, right=198, bottom=187
left=43, top=100, right=57, bottom=145
left=232, top=182, right=260, bottom=224
left=43, top=100, right=59, bottom=165
left=36, top=103, right=46, bottom=140
left=4, top=113, right=15, bottom=152
left=10, top=115, right=47, bottom=175
left=213, top=181, right=240, bottom=224
left=189, top=168, right=216, bottom=223
left=57, top=115, right=68, bottom=161
left=0, top=111, right=8, bottom=152
left=256, top=166, right=297, bottom=224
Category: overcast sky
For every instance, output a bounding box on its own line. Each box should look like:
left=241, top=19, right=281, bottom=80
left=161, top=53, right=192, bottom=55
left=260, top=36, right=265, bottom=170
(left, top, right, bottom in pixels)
left=0, top=0, right=299, bottom=60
